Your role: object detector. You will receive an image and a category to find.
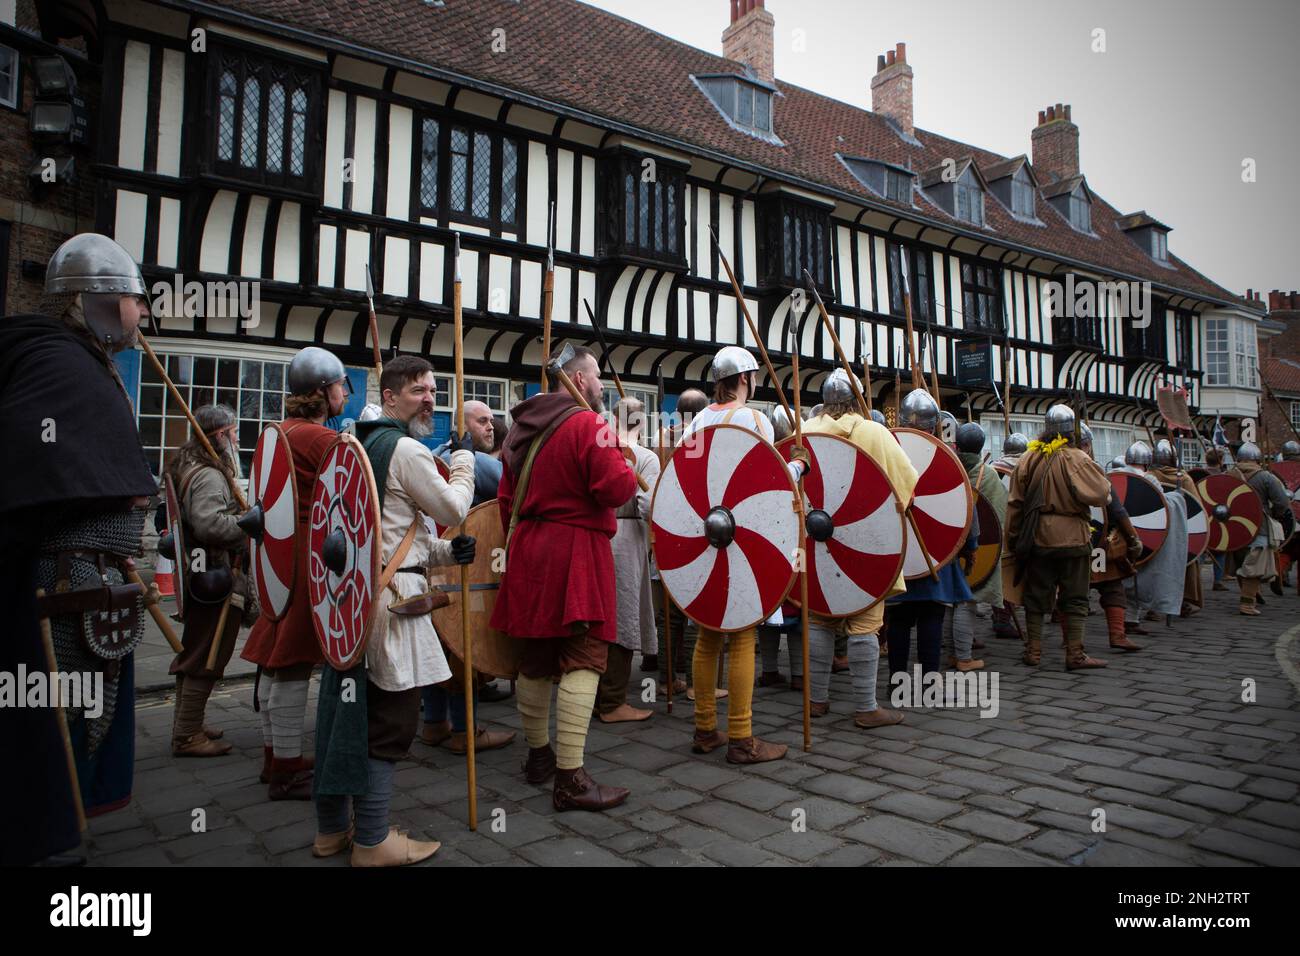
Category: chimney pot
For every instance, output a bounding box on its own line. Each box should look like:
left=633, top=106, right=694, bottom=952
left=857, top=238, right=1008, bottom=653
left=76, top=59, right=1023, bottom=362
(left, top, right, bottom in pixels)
left=1038, top=110, right=1047, bottom=125
left=1064, top=104, right=1072, bottom=121
left=1046, top=105, right=1056, bottom=121
left=871, top=40, right=915, bottom=137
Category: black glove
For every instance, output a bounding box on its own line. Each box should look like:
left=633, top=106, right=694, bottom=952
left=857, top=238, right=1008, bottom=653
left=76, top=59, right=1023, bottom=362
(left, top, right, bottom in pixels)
left=450, top=430, right=475, bottom=454
left=451, top=534, right=476, bottom=565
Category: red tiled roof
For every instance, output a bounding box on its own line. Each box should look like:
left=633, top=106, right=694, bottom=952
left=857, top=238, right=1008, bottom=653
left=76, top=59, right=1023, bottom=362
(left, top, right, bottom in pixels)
left=194, top=0, right=1238, bottom=304
left=1262, top=357, right=1300, bottom=395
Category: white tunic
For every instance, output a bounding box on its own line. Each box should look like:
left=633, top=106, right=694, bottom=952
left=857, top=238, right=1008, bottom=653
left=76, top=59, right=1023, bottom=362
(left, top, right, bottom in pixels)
left=612, top=442, right=661, bottom=652
left=365, top=438, right=475, bottom=692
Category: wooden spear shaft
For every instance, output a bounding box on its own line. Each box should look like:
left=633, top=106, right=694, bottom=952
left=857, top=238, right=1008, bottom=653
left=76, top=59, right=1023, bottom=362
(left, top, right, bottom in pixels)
left=710, top=227, right=795, bottom=423
left=804, top=270, right=868, bottom=419
left=453, top=233, right=478, bottom=831
left=540, top=202, right=556, bottom=392
left=137, top=334, right=248, bottom=511
left=38, top=594, right=86, bottom=833
left=790, top=326, right=811, bottom=753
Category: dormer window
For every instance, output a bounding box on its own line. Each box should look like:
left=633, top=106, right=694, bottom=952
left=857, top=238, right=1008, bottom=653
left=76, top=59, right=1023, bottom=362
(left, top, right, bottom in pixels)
left=1043, top=177, right=1093, bottom=234
left=921, top=160, right=988, bottom=228
left=1116, top=212, right=1172, bottom=265
left=1011, top=170, right=1035, bottom=219
left=839, top=155, right=914, bottom=205
left=1151, top=230, right=1167, bottom=261
left=955, top=171, right=985, bottom=226
left=693, top=73, right=780, bottom=143
left=984, top=157, right=1040, bottom=224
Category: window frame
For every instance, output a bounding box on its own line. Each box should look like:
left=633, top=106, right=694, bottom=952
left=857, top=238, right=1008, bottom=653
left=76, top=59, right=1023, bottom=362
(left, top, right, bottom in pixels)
left=1010, top=168, right=1035, bottom=219
left=887, top=242, right=935, bottom=323
left=204, top=42, right=323, bottom=190
left=694, top=73, right=778, bottom=141
left=0, top=43, right=20, bottom=111
left=1124, top=298, right=1168, bottom=361
left=954, top=168, right=985, bottom=227
left=1069, top=191, right=1091, bottom=233
left=419, top=118, right=522, bottom=232
left=1151, top=230, right=1168, bottom=262
left=758, top=195, right=833, bottom=293
left=1290, top=401, right=1300, bottom=434
left=599, top=149, right=686, bottom=266
left=960, top=259, right=1004, bottom=334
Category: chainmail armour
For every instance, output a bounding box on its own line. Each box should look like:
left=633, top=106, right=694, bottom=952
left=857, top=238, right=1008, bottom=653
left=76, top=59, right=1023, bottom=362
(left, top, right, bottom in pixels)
left=35, top=505, right=149, bottom=752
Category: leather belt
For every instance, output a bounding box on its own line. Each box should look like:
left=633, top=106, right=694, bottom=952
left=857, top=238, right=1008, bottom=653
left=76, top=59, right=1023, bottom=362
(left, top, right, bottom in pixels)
left=396, top=566, right=426, bottom=575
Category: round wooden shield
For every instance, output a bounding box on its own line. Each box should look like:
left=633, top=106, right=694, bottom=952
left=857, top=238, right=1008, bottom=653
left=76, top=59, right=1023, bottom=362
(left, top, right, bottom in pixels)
left=965, top=490, right=1003, bottom=591
left=1109, top=471, right=1169, bottom=567
left=651, top=424, right=800, bottom=632
left=1182, top=486, right=1209, bottom=564
left=892, top=428, right=975, bottom=580
left=1197, top=473, right=1262, bottom=553
left=308, top=434, right=382, bottom=671
left=247, top=423, right=298, bottom=622
left=427, top=500, right=521, bottom=680
left=1272, top=460, right=1300, bottom=493
left=775, top=433, right=906, bottom=617
left=163, top=472, right=187, bottom=619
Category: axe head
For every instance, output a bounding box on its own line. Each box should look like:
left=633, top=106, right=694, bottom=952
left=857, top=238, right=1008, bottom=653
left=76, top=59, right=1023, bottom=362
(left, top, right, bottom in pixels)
left=547, top=341, right=577, bottom=378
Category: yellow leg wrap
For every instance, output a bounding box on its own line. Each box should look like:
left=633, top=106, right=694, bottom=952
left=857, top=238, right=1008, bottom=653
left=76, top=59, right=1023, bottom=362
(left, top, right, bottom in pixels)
left=555, top=669, right=599, bottom=771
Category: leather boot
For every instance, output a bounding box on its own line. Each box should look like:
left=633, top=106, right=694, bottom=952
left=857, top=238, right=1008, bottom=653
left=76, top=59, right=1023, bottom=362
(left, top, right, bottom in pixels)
left=1022, top=613, right=1042, bottom=665
left=1240, top=578, right=1261, bottom=615
left=552, top=766, right=630, bottom=812
left=691, top=729, right=728, bottom=753
left=351, top=828, right=440, bottom=867
left=523, top=744, right=557, bottom=784
left=726, top=735, right=788, bottom=765
left=445, top=726, right=517, bottom=754
left=268, top=756, right=313, bottom=801
left=756, top=671, right=787, bottom=688
left=203, top=725, right=224, bottom=740
left=312, top=826, right=354, bottom=858
left=172, top=732, right=233, bottom=757
left=1105, top=606, right=1140, bottom=651
left=1065, top=613, right=1105, bottom=670
left=809, top=700, right=830, bottom=717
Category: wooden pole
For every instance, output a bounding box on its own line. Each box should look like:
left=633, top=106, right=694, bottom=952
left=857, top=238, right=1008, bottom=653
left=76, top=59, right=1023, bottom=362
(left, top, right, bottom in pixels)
left=125, top=565, right=183, bottom=653
left=365, top=264, right=383, bottom=380
left=709, top=227, right=794, bottom=423
left=540, top=202, right=556, bottom=392
left=898, top=258, right=925, bottom=392
left=790, top=323, right=811, bottom=753
left=1002, top=336, right=1013, bottom=435
left=37, top=592, right=86, bottom=833
left=204, top=596, right=233, bottom=671
left=804, top=269, right=868, bottom=419
left=137, top=334, right=248, bottom=512
left=928, top=323, right=941, bottom=401
left=907, top=508, right=941, bottom=581
left=584, top=298, right=628, bottom=401
left=452, top=233, right=478, bottom=831
left=657, top=368, right=673, bottom=715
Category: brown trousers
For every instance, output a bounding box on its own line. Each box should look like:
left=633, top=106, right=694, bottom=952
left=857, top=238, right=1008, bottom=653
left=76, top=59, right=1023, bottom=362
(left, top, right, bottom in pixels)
left=596, top=644, right=635, bottom=715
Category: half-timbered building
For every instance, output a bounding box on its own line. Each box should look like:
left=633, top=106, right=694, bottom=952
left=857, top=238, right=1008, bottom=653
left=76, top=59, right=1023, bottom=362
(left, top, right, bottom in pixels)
left=2, top=0, right=1268, bottom=475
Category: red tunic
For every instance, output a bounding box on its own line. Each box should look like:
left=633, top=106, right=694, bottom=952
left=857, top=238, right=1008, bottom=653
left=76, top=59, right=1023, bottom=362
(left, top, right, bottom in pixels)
left=240, top=418, right=336, bottom=669
left=492, top=402, right=637, bottom=642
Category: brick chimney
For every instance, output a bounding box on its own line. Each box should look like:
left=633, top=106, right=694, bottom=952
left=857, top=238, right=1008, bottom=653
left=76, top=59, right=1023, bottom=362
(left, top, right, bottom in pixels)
left=722, top=0, right=775, bottom=85
left=871, top=42, right=914, bottom=137
left=1031, top=103, right=1080, bottom=183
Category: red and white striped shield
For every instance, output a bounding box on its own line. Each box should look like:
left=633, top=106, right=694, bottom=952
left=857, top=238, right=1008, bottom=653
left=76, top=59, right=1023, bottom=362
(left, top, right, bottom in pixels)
left=651, top=424, right=800, bottom=632
left=1109, top=471, right=1169, bottom=566
left=247, top=423, right=299, bottom=621
left=1182, top=487, right=1209, bottom=564
left=1197, top=473, right=1262, bottom=553
left=892, top=428, right=974, bottom=580
left=308, top=434, right=382, bottom=671
left=776, top=434, right=906, bottom=617
left=163, top=473, right=187, bottom=619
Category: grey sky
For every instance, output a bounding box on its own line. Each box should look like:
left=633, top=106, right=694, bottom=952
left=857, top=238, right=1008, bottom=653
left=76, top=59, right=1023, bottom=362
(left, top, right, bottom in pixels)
left=583, top=0, right=1300, bottom=301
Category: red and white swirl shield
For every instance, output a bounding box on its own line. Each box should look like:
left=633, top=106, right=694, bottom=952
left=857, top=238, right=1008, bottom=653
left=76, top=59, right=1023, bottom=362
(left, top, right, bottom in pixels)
left=1182, top=487, right=1209, bottom=564
left=1109, top=471, right=1169, bottom=566
left=1272, top=462, right=1300, bottom=537
left=651, top=424, right=800, bottom=632
left=163, top=473, right=187, bottom=619
left=776, top=434, right=905, bottom=617
left=308, top=435, right=382, bottom=671
left=1197, top=473, right=1262, bottom=553
left=247, top=423, right=299, bottom=621
left=892, top=428, right=974, bottom=580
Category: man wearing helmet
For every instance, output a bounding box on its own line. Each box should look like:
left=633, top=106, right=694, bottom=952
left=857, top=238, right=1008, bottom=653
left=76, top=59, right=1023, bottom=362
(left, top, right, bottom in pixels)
left=1, top=234, right=159, bottom=864
left=678, top=345, right=809, bottom=764
left=241, top=346, right=352, bottom=800
left=1004, top=404, right=1112, bottom=669
left=802, top=369, right=918, bottom=728
left=950, top=422, right=1005, bottom=671
left=1229, top=443, right=1290, bottom=615
left=1150, top=439, right=1204, bottom=615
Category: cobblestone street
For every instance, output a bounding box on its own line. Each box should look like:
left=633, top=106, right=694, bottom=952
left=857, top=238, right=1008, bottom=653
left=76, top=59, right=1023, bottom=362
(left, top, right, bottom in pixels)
left=86, top=573, right=1300, bottom=867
